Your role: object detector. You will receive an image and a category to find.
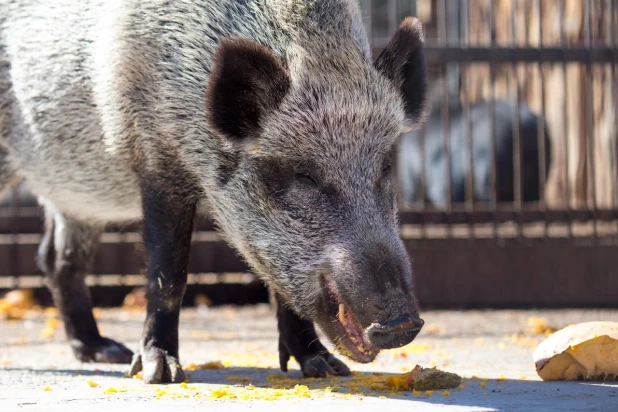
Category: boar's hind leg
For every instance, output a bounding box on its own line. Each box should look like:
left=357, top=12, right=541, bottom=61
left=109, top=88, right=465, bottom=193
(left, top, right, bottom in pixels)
left=38, top=205, right=133, bottom=363
left=277, top=296, right=350, bottom=378
left=129, top=183, right=197, bottom=384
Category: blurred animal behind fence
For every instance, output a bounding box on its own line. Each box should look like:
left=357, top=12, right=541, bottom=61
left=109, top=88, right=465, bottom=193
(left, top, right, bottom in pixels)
left=398, top=99, right=551, bottom=208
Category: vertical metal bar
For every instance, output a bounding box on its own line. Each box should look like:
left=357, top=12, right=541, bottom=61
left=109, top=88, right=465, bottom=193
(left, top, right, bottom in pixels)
left=609, top=0, right=618, bottom=219
left=388, top=0, right=398, bottom=36
left=438, top=0, right=448, bottom=47
left=418, top=125, right=428, bottom=239
left=536, top=0, right=548, bottom=238
left=488, top=0, right=499, bottom=238
left=560, top=0, right=572, bottom=238
left=461, top=0, right=475, bottom=239
left=439, top=0, right=452, bottom=237
left=119, top=230, right=128, bottom=287
left=460, top=0, right=469, bottom=48
left=584, top=0, right=598, bottom=240
left=10, top=186, right=20, bottom=287
left=363, top=0, right=373, bottom=49
left=511, top=0, right=523, bottom=239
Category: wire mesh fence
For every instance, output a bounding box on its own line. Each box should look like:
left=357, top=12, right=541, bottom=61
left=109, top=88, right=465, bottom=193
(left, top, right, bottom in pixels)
left=1, top=0, right=617, bottom=308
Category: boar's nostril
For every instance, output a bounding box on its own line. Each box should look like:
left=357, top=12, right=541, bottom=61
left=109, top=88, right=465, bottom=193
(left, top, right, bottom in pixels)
left=367, top=315, right=424, bottom=350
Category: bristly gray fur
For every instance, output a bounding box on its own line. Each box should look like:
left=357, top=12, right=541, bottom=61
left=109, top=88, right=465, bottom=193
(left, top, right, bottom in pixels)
left=0, top=0, right=426, bottom=346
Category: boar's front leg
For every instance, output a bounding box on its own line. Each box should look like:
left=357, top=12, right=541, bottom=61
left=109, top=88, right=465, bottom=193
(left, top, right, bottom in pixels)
left=277, top=296, right=350, bottom=378
left=129, top=182, right=197, bottom=384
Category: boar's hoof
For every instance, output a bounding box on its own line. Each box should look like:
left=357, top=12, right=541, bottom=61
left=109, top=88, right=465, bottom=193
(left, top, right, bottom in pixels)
left=301, top=353, right=351, bottom=378
left=129, top=347, right=185, bottom=384
left=70, top=337, right=133, bottom=364
left=280, top=343, right=350, bottom=378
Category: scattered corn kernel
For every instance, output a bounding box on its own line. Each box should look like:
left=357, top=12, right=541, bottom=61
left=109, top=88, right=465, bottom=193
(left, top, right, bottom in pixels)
left=40, top=327, right=54, bottom=338
left=184, top=361, right=224, bottom=371
left=86, top=379, right=99, bottom=388
left=45, top=318, right=61, bottom=329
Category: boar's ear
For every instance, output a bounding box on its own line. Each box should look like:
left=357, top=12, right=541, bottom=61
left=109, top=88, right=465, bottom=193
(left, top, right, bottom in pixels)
left=206, top=37, right=291, bottom=144
left=374, top=17, right=427, bottom=130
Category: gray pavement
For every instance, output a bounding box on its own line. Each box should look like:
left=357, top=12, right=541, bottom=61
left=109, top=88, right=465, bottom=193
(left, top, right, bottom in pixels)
left=1, top=305, right=617, bottom=411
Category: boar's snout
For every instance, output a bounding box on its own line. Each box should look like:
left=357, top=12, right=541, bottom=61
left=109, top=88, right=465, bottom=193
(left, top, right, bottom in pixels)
left=367, top=315, right=424, bottom=349
left=316, top=238, right=423, bottom=362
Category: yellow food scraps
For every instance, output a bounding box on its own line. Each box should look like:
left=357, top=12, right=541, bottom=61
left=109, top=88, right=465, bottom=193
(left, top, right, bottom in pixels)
left=122, top=288, right=147, bottom=310
left=103, top=386, right=127, bottom=395
left=497, top=374, right=507, bottom=381
left=45, top=318, right=61, bottom=329
left=43, top=386, right=52, bottom=391
left=527, top=317, right=557, bottom=335
left=86, top=379, right=99, bottom=388
left=443, top=391, right=450, bottom=396
left=479, top=382, right=487, bottom=389
left=3, top=289, right=35, bottom=309
left=473, top=338, right=485, bottom=346
left=194, top=294, right=213, bottom=307
left=44, top=307, right=59, bottom=317
left=40, top=327, right=54, bottom=338
left=292, top=385, right=311, bottom=398
left=184, top=361, right=225, bottom=371
left=385, top=373, right=412, bottom=391
left=424, top=391, right=433, bottom=396
left=1, top=289, right=36, bottom=320
left=226, top=376, right=251, bottom=382
left=210, top=386, right=237, bottom=399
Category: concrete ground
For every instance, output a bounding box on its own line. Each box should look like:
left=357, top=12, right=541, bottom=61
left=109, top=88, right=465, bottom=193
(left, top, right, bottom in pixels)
left=1, top=304, right=617, bottom=411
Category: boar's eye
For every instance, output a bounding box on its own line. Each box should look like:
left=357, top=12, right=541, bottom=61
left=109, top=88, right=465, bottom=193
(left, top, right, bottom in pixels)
left=295, top=172, right=317, bottom=187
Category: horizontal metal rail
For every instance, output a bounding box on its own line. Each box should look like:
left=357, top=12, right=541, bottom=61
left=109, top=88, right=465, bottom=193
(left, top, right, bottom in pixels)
left=372, top=45, right=618, bottom=64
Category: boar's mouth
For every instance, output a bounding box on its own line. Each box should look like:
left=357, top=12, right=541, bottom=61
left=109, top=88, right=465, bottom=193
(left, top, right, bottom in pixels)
left=321, top=274, right=378, bottom=363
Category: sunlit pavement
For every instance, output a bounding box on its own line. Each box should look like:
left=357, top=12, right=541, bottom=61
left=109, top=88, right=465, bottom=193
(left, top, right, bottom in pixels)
left=1, top=305, right=617, bottom=411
